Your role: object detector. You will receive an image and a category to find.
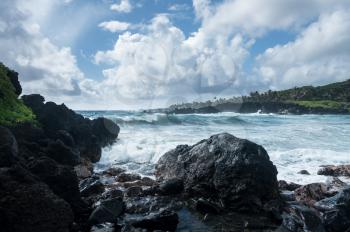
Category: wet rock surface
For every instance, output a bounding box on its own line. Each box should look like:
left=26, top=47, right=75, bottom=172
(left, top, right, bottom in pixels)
left=131, top=210, right=179, bottom=232
left=278, top=180, right=302, bottom=191
left=318, top=165, right=350, bottom=177
left=156, top=133, right=279, bottom=212
left=278, top=203, right=326, bottom=232
left=294, top=183, right=329, bottom=206
left=315, top=187, right=350, bottom=232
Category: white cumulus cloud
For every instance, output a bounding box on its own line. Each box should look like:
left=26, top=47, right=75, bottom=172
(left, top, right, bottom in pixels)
left=256, top=9, right=350, bottom=89
left=99, top=20, right=130, bottom=32
left=0, top=0, right=102, bottom=109
left=110, top=0, right=133, bottom=13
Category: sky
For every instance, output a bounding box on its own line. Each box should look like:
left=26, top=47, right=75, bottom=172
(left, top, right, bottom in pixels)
left=1, top=0, right=350, bottom=110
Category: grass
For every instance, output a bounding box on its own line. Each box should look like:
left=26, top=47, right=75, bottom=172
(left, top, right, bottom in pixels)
left=292, top=100, right=350, bottom=112
left=0, top=63, right=37, bottom=126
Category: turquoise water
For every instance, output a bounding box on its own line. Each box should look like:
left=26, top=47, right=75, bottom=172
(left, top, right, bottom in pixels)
left=80, top=111, right=350, bottom=184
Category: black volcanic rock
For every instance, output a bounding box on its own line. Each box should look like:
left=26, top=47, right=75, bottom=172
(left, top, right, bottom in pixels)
left=21, top=94, right=119, bottom=162
left=158, top=178, right=184, bottom=195
left=22, top=94, right=45, bottom=111
left=156, top=133, right=279, bottom=212
left=92, top=117, right=120, bottom=147
left=0, top=165, right=74, bottom=232
left=44, top=139, right=80, bottom=166
left=88, top=198, right=124, bottom=225
left=315, top=187, right=350, bottom=232
left=278, top=203, right=325, bottom=232
left=131, top=210, right=179, bottom=232
left=5, top=67, right=22, bottom=96
left=0, top=126, right=18, bottom=167
left=27, top=156, right=89, bottom=218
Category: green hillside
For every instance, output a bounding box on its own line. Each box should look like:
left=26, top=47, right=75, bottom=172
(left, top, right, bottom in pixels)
left=0, top=63, right=36, bottom=125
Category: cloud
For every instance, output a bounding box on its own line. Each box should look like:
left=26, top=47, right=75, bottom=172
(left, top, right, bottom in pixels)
left=192, top=0, right=212, bottom=20
left=168, top=4, right=191, bottom=12
left=95, top=14, right=250, bottom=102
left=195, top=0, right=350, bottom=38
left=0, top=0, right=91, bottom=103
left=256, top=9, right=350, bottom=89
left=110, top=0, right=133, bottom=13
left=94, top=0, right=350, bottom=106
left=99, top=20, right=130, bottom=32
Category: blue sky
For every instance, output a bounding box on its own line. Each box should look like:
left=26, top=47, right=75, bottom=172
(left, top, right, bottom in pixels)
left=1, top=0, right=350, bottom=109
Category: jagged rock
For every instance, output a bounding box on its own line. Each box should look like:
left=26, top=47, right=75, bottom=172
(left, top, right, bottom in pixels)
left=75, top=164, right=92, bottom=179
left=89, top=198, right=124, bottom=225
left=101, top=189, right=124, bottom=200
left=159, top=178, right=184, bottom=195
left=75, top=158, right=93, bottom=179
left=80, top=177, right=105, bottom=197
left=131, top=210, right=179, bottom=232
left=315, top=187, right=350, bottom=232
left=91, top=223, right=115, bottom=232
left=27, top=156, right=88, bottom=217
left=92, top=118, right=120, bottom=147
left=45, top=139, right=80, bottom=166
left=6, top=67, right=22, bottom=95
left=318, top=165, right=350, bottom=177
left=125, top=186, right=143, bottom=197
left=195, top=198, right=221, bottom=214
left=278, top=203, right=325, bottom=232
left=56, top=130, right=75, bottom=147
left=0, top=165, right=74, bottom=232
left=280, top=191, right=296, bottom=202
left=116, top=173, right=141, bottom=182
left=0, top=126, right=18, bottom=167
left=278, top=180, right=301, bottom=191
left=102, top=167, right=126, bottom=176
left=156, top=133, right=279, bottom=211
left=22, top=94, right=119, bottom=163
left=325, top=177, right=347, bottom=195
left=294, top=183, right=328, bottom=206
left=22, top=94, right=45, bottom=112
left=140, top=177, right=156, bottom=186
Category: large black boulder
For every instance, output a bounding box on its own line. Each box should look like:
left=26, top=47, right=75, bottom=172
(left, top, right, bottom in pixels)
left=156, top=133, right=279, bottom=211
left=92, top=117, right=120, bottom=147
left=0, top=165, right=73, bottom=232
left=0, top=126, right=18, bottom=167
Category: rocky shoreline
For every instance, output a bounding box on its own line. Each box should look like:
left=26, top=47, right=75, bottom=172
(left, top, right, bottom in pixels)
left=157, top=101, right=350, bottom=115
left=1, top=69, right=350, bottom=231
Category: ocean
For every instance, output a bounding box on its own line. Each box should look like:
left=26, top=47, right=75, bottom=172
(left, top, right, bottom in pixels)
left=80, top=111, right=350, bottom=185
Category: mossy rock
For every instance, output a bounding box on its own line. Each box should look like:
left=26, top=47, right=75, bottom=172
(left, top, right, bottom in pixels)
left=0, top=63, right=37, bottom=126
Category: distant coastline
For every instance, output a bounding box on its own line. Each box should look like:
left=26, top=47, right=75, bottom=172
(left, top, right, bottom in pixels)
left=148, top=80, right=350, bottom=115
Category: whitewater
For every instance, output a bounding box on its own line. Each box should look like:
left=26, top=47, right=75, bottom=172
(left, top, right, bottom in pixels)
left=80, top=111, right=350, bottom=185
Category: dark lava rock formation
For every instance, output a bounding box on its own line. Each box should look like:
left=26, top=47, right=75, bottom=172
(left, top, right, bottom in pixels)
left=156, top=133, right=279, bottom=212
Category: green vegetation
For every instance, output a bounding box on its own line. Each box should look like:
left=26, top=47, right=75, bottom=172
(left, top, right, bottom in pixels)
left=292, top=100, right=350, bottom=112
left=169, top=79, right=350, bottom=113
left=247, top=80, right=350, bottom=102
left=0, top=63, right=37, bottom=126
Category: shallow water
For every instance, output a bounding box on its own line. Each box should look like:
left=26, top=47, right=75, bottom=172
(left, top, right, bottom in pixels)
left=80, top=111, right=350, bottom=185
